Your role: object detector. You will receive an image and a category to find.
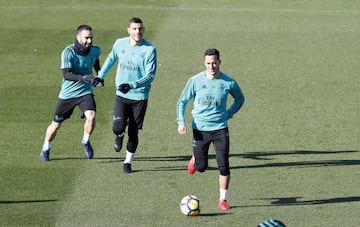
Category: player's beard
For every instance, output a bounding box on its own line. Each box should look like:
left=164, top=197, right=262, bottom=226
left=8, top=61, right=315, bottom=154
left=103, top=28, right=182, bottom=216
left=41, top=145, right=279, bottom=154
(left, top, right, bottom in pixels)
left=74, top=39, right=91, bottom=56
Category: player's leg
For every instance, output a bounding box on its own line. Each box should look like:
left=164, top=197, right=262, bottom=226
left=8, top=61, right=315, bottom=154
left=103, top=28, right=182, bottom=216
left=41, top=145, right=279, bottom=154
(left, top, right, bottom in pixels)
left=80, top=94, right=97, bottom=143
left=40, top=98, right=75, bottom=161
left=123, top=122, right=137, bottom=173
left=81, top=110, right=96, bottom=159
left=213, top=127, right=231, bottom=210
left=40, top=121, right=62, bottom=161
left=192, top=129, right=211, bottom=173
left=43, top=121, right=62, bottom=149
left=218, top=175, right=230, bottom=208
left=112, top=96, right=129, bottom=152
left=83, top=110, right=96, bottom=142
left=79, top=94, right=96, bottom=159
left=123, top=99, right=148, bottom=173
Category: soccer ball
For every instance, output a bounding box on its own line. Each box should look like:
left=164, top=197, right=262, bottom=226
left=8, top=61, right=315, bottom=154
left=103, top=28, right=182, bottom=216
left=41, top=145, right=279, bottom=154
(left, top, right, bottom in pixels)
left=179, top=195, right=201, bottom=216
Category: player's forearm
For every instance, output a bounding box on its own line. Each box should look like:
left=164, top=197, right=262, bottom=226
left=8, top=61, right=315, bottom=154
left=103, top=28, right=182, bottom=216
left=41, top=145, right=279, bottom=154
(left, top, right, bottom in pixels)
left=94, top=59, right=100, bottom=75
left=97, top=58, right=115, bottom=79
left=176, top=101, right=188, bottom=125
left=132, top=72, right=155, bottom=89
left=227, top=96, right=245, bottom=119
left=97, top=50, right=118, bottom=79
left=62, top=69, right=83, bottom=81
left=132, top=53, right=157, bottom=88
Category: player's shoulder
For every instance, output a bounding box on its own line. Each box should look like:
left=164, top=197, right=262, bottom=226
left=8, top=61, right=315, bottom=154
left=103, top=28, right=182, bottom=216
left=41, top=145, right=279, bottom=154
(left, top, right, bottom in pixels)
left=114, top=37, right=129, bottom=45
left=138, top=39, right=156, bottom=59
left=91, top=44, right=100, bottom=51
left=186, top=71, right=206, bottom=85
left=111, top=37, right=130, bottom=50
left=62, top=44, right=75, bottom=55
left=192, top=71, right=206, bottom=80
left=142, top=39, right=156, bottom=50
left=90, top=45, right=101, bottom=55
left=219, top=71, right=235, bottom=82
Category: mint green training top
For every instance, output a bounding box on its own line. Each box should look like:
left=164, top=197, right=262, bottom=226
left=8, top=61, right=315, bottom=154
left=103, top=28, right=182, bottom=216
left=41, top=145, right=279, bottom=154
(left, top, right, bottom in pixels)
left=177, top=71, right=245, bottom=131
left=59, top=44, right=100, bottom=99
left=97, top=37, right=157, bottom=100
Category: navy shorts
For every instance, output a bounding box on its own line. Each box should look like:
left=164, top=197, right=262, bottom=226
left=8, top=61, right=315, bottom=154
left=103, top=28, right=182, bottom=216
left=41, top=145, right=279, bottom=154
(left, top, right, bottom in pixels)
left=113, top=95, right=148, bottom=130
left=192, top=127, right=230, bottom=176
left=53, top=94, right=96, bottom=122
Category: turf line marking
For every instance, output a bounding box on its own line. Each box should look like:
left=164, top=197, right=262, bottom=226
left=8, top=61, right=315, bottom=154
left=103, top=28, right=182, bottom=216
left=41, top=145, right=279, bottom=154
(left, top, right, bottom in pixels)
left=2, top=6, right=360, bottom=14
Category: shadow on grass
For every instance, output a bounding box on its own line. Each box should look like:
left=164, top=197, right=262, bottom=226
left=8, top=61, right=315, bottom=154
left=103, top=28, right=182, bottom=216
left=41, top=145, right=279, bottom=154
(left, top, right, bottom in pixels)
left=46, top=150, right=360, bottom=171
left=231, top=159, right=360, bottom=169
left=132, top=150, right=358, bottom=163
left=234, top=150, right=359, bottom=161
left=49, top=157, right=121, bottom=162
left=0, top=199, right=58, bottom=204
left=239, top=196, right=360, bottom=207
left=49, top=157, right=89, bottom=161
left=126, top=150, right=360, bottom=171
left=135, top=156, right=191, bottom=162
left=200, top=212, right=232, bottom=217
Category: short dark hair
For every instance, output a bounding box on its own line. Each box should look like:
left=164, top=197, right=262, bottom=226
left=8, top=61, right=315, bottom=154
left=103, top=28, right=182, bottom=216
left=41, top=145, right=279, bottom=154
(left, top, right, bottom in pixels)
left=129, top=17, right=143, bottom=25
left=204, top=48, right=220, bottom=60
left=76, top=24, right=92, bottom=34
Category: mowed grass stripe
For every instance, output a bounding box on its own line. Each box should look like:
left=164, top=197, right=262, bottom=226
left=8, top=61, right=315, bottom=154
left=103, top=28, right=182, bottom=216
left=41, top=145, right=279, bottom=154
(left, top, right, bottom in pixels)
left=1, top=0, right=359, bottom=226
left=3, top=0, right=360, bottom=15
left=3, top=6, right=360, bottom=14
left=53, top=9, right=175, bottom=227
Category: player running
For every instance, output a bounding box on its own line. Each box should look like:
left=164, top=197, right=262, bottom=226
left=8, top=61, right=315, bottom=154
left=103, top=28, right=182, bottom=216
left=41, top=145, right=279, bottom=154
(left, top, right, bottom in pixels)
left=176, top=48, right=245, bottom=210
left=39, top=24, right=102, bottom=161
left=94, top=17, right=157, bottom=173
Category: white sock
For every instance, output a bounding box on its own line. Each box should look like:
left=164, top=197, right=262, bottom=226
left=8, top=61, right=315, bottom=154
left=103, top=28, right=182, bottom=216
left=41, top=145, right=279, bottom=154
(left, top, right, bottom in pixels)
left=82, top=133, right=90, bottom=144
left=42, top=140, right=51, bottom=151
left=220, top=188, right=228, bottom=200
left=124, top=151, right=135, bottom=164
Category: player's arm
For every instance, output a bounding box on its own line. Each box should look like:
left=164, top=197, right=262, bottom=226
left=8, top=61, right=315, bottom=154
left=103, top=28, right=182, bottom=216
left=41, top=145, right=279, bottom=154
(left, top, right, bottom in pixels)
left=118, top=48, right=157, bottom=93
left=130, top=48, right=157, bottom=89
left=61, top=47, right=93, bottom=84
left=92, top=58, right=105, bottom=87
left=62, top=68, right=93, bottom=84
left=227, top=81, right=245, bottom=119
left=97, top=41, right=119, bottom=80
left=94, top=58, right=100, bottom=75
left=176, top=78, right=194, bottom=134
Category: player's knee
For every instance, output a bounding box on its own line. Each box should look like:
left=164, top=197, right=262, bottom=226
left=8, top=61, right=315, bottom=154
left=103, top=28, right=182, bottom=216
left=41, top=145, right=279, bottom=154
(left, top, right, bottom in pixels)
left=219, top=166, right=230, bottom=176
left=112, top=119, right=125, bottom=135
left=195, top=161, right=207, bottom=172
left=84, top=110, right=96, bottom=120
left=51, top=121, right=62, bottom=130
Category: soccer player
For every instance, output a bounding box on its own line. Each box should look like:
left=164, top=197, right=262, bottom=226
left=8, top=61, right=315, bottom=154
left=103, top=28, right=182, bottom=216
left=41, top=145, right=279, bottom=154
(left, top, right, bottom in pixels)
left=95, top=17, right=157, bottom=173
left=39, top=24, right=101, bottom=161
left=176, top=48, right=245, bottom=210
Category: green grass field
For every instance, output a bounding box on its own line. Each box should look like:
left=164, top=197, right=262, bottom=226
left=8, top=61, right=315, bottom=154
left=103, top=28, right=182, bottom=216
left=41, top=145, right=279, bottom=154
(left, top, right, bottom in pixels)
left=1, top=0, right=359, bottom=226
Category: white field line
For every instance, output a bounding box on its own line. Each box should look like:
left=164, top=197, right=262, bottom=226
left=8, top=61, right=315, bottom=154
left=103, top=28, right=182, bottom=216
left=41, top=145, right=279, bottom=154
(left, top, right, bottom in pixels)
left=2, top=5, right=360, bottom=14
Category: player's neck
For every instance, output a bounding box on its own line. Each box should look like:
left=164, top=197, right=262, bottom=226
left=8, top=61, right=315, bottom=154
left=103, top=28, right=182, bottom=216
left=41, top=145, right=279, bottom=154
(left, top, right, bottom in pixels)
left=129, top=38, right=143, bottom=47
left=206, top=72, right=220, bottom=80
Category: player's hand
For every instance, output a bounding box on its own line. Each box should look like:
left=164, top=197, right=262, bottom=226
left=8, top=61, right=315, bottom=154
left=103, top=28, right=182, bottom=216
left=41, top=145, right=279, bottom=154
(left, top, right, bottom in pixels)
left=118, top=83, right=131, bottom=94
left=92, top=77, right=104, bottom=87
left=81, top=74, right=94, bottom=84
left=177, top=125, right=187, bottom=135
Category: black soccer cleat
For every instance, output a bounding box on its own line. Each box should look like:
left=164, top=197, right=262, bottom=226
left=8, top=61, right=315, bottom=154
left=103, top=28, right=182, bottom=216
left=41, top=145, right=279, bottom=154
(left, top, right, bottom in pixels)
left=114, top=135, right=124, bottom=152
left=123, top=163, right=132, bottom=173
